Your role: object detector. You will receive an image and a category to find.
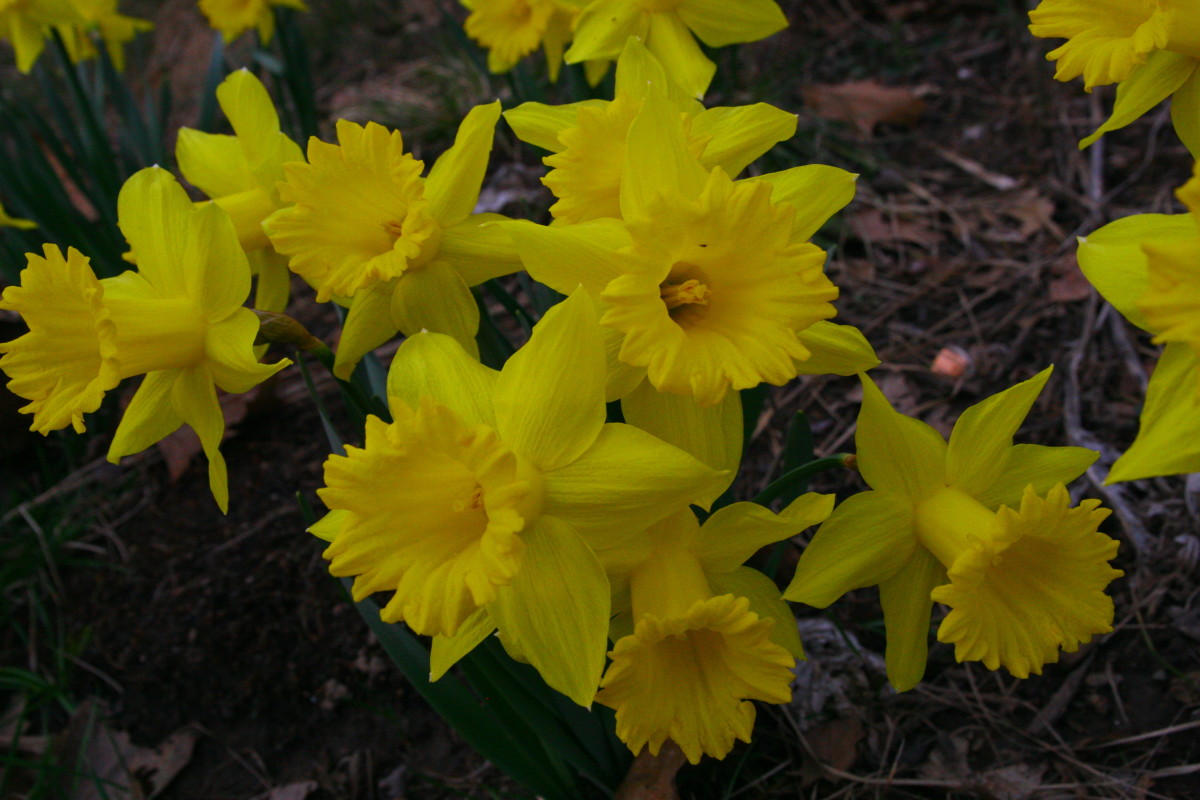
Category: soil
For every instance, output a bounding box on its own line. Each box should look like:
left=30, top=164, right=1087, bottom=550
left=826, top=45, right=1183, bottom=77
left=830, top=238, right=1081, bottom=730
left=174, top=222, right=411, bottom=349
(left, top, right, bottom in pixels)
left=2, top=0, right=1200, bottom=798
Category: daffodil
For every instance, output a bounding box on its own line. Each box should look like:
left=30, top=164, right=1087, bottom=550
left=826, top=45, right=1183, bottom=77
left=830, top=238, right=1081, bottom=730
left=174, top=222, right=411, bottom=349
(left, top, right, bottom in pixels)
left=1028, top=0, right=1200, bottom=156
left=505, top=37, right=798, bottom=225
left=593, top=494, right=829, bottom=762
left=198, top=0, right=305, bottom=43
left=565, top=0, right=788, bottom=99
left=310, top=290, right=726, bottom=705
left=0, top=168, right=289, bottom=512
left=0, top=200, right=36, bottom=229
left=177, top=70, right=303, bottom=313
left=461, top=0, right=589, bottom=80
left=264, top=103, right=523, bottom=379
left=56, top=0, right=151, bottom=71
left=504, top=91, right=876, bottom=476
left=1, top=0, right=83, bottom=72
left=1077, top=164, right=1200, bottom=480
left=784, top=369, right=1119, bottom=690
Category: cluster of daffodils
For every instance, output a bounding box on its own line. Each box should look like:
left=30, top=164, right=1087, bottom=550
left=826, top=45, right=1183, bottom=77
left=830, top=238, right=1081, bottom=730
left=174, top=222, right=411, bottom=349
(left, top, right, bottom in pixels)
left=459, top=0, right=789, bottom=98
left=1031, top=3, right=1200, bottom=480
left=0, top=12, right=1132, bottom=772
left=0, top=0, right=304, bottom=74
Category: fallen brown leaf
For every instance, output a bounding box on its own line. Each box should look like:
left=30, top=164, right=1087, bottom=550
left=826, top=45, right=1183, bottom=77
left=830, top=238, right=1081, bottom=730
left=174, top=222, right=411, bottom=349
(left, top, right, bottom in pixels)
left=849, top=208, right=939, bottom=248
left=1048, top=254, right=1093, bottom=303
left=803, top=80, right=926, bottom=135
left=614, top=741, right=686, bottom=800
left=807, top=717, right=863, bottom=772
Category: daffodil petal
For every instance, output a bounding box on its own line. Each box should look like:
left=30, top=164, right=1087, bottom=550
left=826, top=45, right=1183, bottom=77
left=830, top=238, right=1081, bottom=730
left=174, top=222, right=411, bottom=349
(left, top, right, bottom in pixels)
left=603, top=326, right=647, bottom=402
left=621, top=91, right=710, bottom=221
left=494, top=289, right=605, bottom=471
left=645, top=11, right=714, bottom=99
left=972, top=444, right=1098, bottom=510
left=502, top=218, right=631, bottom=296
left=1109, top=343, right=1200, bottom=481
left=878, top=547, right=945, bottom=692
left=386, top=330, right=498, bottom=427
left=1171, top=69, right=1200, bottom=160
left=614, top=35, right=698, bottom=109
left=308, top=508, right=350, bottom=542
left=1080, top=50, right=1195, bottom=150
left=333, top=280, right=399, bottom=380
left=693, top=104, right=797, bottom=177
left=565, top=0, right=645, bottom=63
left=752, top=165, right=857, bottom=241
left=107, top=370, right=184, bottom=461
left=390, top=260, right=480, bottom=358
left=176, top=130, right=251, bottom=199
left=250, top=249, right=291, bottom=313
left=206, top=309, right=290, bottom=393
left=946, top=367, right=1053, bottom=498
left=543, top=422, right=727, bottom=544
left=505, top=101, right=603, bottom=152
left=783, top=490, right=916, bottom=607
left=430, top=608, right=495, bottom=681
left=439, top=213, right=523, bottom=286
left=710, top=566, right=805, bottom=659
left=488, top=516, right=609, bottom=706
left=218, top=69, right=304, bottom=188
left=424, top=101, right=502, bottom=226
left=621, top=381, right=742, bottom=477
left=697, top=494, right=832, bottom=574
left=1077, top=213, right=1196, bottom=331
left=676, top=0, right=787, bottom=48
left=117, top=167, right=199, bottom=297
left=172, top=364, right=230, bottom=513
left=190, top=201, right=253, bottom=317
left=856, top=374, right=948, bottom=501
left=793, top=321, right=879, bottom=376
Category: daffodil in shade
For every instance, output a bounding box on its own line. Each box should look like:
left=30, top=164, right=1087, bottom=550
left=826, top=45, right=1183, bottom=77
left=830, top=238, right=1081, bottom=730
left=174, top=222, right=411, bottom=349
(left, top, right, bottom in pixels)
left=506, top=37, right=798, bottom=225
left=0, top=200, right=36, bottom=229
left=461, top=0, right=587, bottom=81
left=1, top=0, right=82, bottom=72
left=56, top=0, right=152, bottom=71
left=504, top=92, right=876, bottom=477
left=177, top=70, right=303, bottom=313
left=198, top=0, right=305, bottom=43
left=0, top=168, right=289, bottom=512
left=1077, top=164, right=1200, bottom=481
left=565, top=0, right=787, bottom=99
left=265, top=103, right=522, bottom=379
left=784, top=368, right=1120, bottom=690
left=593, top=494, right=831, bottom=762
left=1028, top=0, right=1200, bottom=156
left=309, top=290, right=727, bottom=705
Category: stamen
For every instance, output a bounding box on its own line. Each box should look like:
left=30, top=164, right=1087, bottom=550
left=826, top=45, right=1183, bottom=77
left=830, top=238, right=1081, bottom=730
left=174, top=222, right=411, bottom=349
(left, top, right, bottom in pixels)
left=382, top=219, right=405, bottom=237
left=660, top=279, right=711, bottom=310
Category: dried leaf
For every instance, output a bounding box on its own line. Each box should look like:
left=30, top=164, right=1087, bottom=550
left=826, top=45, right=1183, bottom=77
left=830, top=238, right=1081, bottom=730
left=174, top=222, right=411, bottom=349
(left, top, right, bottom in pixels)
left=254, top=781, right=319, bottom=800
left=803, top=80, right=926, bottom=135
left=1048, top=254, right=1093, bottom=303
left=849, top=208, right=938, bottom=248
left=614, top=741, right=686, bottom=800
left=807, top=717, right=863, bottom=772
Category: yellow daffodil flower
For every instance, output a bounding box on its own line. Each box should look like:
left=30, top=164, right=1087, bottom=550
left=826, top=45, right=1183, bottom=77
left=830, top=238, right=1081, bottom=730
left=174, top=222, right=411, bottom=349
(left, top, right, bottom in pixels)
left=1029, top=0, right=1200, bottom=156
left=461, top=0, right=588, bottom=80
left=0, top=168, right=289, bottom=512
left=1077, top=164, right=1200, bottom=481
left=564, top=0, right=787, bottom=99
left=504, top=91, right=876, bottom=476
left=1, top=0, right=83, bottom=72
left=784, top=369, right=1119, bottom=690
left=0, top=200, right=36, bottom=229
left=177, top=70, right=303, bottom=313
left=593, top=494, right=830, bottom=762
left=198, top=0, right=306, bottom=43
left=505, top=37, right=798, bottom=225
left=264, top=103, right=522, bottom=379
left=56, top=0, right=151, bottom=71
left=309, top=290, right=727, bottom=706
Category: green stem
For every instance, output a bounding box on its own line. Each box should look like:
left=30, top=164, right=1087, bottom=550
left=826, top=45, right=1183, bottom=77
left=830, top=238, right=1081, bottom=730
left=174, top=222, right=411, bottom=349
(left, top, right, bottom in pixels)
left=753, top=454, right=854, bottom=507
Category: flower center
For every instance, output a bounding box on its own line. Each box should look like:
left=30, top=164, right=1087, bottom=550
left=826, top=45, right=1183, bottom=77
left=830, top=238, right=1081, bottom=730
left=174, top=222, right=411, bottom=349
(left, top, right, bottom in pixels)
left=659, top=263, right=712, bottom=322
